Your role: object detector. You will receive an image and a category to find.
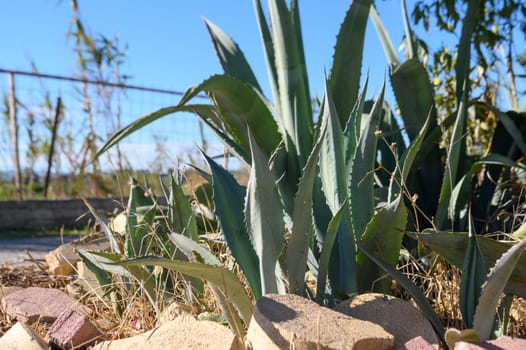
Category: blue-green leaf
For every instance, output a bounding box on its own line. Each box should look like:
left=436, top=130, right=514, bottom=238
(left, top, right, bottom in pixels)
left=268, top=0, right=313, bottom=165
left=319, top=81, right=347, bottom=215
left=126, top=179, right=155, bottom=257
left=117, top=256, right=253, bottom=325
left=82, top=198, right=120, bottom=254
left=343, top=76, right=368, bottom=172
left=329, top=0, right=373, bottom=127
left=204, top=18, right=261, bottom=91
left=202, top=152, right=262, bottom=299
left=169, top=173, right=198, bottom=240
left=168, top=232, right=222, bottom=267
left=390, top=59, right=436, bottom=141
left=350, top=82, right=385, bottom=239
left=455, top=0, right=482, bottom=104
left=253, top=0, right=280, bottom=122
left=473, top=225, right=526, bottom=340
left=436, top=87, right=469, bottom=229
left=401, top=0, right=417, bottom=59
left=183, top=75, right=281, bottom=159
left=318, top=80, right=356, bottom=295
left=369, top=5, right=400, bottom=66
left=356, top=195, right=407, bottom=293
left=388, top=111, right=432, bottom=200
left=460, top=219, right=487, bottom=329
left=286, top=115, right=327, bottom=294
left=77, top=249, right=125, bottom=316
left=316, top=201, right=347, bottom=303
left=82, top=250, right=161, bottom=310
left=245, top=130, right=284, bottom=295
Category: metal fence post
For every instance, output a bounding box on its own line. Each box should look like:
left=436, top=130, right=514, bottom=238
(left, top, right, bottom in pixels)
left=8, top=72, right=23, bottom=201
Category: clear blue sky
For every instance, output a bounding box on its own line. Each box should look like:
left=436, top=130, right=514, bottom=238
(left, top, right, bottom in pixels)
left=0, top=1, right=442, bottom=172
left=0, top=1, right=426, bottom=98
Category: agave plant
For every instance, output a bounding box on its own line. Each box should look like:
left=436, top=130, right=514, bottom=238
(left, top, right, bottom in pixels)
left=98, top=0, right=422, bottom=301
left=94, top=0, right=526, bottom=346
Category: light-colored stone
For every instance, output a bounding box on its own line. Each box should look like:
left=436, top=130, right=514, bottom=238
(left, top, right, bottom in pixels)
left=110, top=212, right=127, bottom=236
left=1, top=287, right=92, bottom=323
left=454, top=336, right=526, bottom=349
left=246, top=293, right=394, bottom=350
left=45, top=237, right=110, bottom=275
left=0, top=322, right=48, bottom=350
left=158, top=301, right=194, bottom=325
left=397, top=336, right=437, bottom=350
left=336, top=293, right=438, bottom=349
left=78, top=260, right=101, bottom=289
left=90, top=314, right=241, bottom=350
left=45, top=242, right=78, bottom=275
left=48, top=308, right=103, bottom=349
left=66, top=261, right=104, bottom=299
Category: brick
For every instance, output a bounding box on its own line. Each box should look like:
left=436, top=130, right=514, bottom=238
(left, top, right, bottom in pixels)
left=48, top=308, right=103, bottom=349
left=1, top=287, right=92, bottom=323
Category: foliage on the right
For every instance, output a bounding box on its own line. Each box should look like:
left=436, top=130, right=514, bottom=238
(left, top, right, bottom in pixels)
left=371, top=0, right=526, bottom=345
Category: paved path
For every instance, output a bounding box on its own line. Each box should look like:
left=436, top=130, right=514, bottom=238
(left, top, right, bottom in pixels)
left=0, top=236, right=78, bottom=265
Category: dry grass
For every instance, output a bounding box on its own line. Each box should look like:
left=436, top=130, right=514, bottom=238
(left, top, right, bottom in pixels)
left=0, top=262, right=208, bottom=341
left=2, top=251, right=525, bottom=343
left=393, top=254, right=526, bottom=338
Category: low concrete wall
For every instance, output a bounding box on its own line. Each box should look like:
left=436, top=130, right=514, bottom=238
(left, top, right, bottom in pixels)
left=0, top=198, right=125, bottom=231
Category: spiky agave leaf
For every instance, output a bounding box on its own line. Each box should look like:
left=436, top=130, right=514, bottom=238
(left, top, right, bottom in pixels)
left=117, top=256, right=253, bottom=326
left=318, top=80, right=356, bottom=295
left=201, top=151, right=262, bottom=298
left=473, top=225, right=526, bottom=340
left=245, top=130, right=285, bottom=295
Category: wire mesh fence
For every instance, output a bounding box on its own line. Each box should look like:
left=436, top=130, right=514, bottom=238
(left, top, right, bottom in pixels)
left=0, top=68, right=228, bottom=199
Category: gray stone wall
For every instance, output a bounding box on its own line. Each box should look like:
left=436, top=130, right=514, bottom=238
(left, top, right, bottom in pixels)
left=0, top=198, right=124, bottom=230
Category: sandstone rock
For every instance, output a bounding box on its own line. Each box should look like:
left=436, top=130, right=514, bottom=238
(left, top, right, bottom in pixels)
left=0, top=322, right=48, bottom=350
left=246, top=293, right=394, bottom=350
left=90, top=315, right=241, bottom=350
left=454, top=335, right=526, bottom=349
left=48, top=308, right=103, bottom=349
left=397, top=336, right=437, bottom=350
left=66, top=261, right=104, bottom=299
left=77, top=260, right=101, bottom=286
left=158, top=301, right=194, bottom=325
left=46, top=237, right=109, bottom=275
left=110, top=212, right=127, bottom=236
left=336, top=293, right=438, bottom=349
left=1, top=287, right=92, bottom=323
